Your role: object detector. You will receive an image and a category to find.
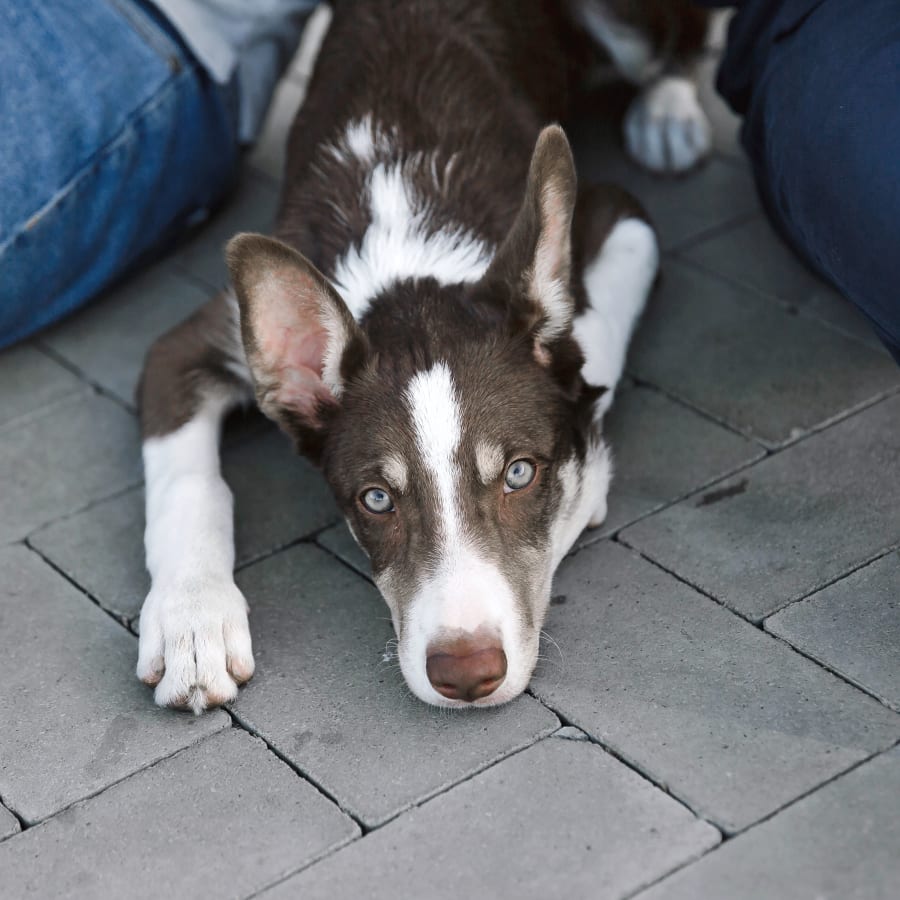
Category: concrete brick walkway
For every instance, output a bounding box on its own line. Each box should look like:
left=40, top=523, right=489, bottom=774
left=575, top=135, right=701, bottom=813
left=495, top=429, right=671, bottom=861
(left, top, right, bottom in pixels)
left=2, top=15, right=899, bottom=898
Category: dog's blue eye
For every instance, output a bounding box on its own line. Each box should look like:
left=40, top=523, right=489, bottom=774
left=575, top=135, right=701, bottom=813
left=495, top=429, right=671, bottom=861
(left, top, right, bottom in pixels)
left=504, top=459, right=535, bottom=492
left=361, top=487, right=394, bottom=514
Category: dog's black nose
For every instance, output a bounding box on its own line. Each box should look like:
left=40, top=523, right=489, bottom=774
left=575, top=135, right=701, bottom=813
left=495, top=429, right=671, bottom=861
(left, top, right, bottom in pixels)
left=426, top=636, right=507, bottom=702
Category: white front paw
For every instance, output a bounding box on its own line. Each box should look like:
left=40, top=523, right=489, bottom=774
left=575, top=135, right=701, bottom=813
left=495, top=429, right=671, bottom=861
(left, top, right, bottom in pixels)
left=136, top=577, right=255, bottom=714
left=625, top=76, right=712, bottom=174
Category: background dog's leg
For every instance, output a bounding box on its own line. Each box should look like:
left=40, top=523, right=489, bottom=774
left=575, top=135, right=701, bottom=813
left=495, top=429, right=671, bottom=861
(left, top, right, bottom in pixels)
left=570, top=0, right=712, bottom=173
left=136, top=292, right=255, bottom=713
left=571, top=186, right=659, bottom=526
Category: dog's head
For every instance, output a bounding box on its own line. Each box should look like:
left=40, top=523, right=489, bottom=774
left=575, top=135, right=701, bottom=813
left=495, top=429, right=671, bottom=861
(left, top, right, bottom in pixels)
left=227, top=127, right=607, bottom=706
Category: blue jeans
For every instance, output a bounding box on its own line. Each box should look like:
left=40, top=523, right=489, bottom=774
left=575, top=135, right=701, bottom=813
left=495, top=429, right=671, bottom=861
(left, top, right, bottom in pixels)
left=718, top=0, right=900, bottom=364
left=0, top=1, right=239, bottom=348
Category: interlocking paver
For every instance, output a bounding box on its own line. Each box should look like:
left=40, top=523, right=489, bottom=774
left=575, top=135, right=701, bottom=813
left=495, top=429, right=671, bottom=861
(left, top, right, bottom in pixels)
left=230, top=543, right=559, bottom=827
left=682, top=215, right=884, bottom=350
left=766, top=552, right=900, bottom=711
left=628, top=260, right=899, bottom=447
left=637, top=745, right=900, bottom=900
left=0, top=805, right=19, bottom=841
left=620, top=394, right=900, bottom=621
left=0, top=729, right=359, bottom=899
left=262, top=737, right=720, bottom=900
left=30, top=426, right=337, bottom=623
left=0, top=343, right=81, bottom=429
left=0, top=391, right=141, bottom=544
left=173, top=171, right=279, bottom=288
left=579, top=385, right=762, bottom=544
left=40, top=264, right=209, bottom=406
left=530, top=540, right=900, bottom=833
left=0, top=545, right=228, bottom=824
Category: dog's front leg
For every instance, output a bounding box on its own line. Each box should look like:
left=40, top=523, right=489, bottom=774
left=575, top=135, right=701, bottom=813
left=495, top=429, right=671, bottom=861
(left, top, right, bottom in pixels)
left=136, top=292, right=255, bottom=713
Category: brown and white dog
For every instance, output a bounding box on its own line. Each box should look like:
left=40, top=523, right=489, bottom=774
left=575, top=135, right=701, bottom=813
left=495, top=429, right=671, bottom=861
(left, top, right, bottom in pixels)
left=136, top=0, right=711, bottom=713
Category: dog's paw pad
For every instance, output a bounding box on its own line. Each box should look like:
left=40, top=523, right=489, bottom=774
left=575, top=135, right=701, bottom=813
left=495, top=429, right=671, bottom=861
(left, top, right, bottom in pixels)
left=624, top=76, right=712, bottom=174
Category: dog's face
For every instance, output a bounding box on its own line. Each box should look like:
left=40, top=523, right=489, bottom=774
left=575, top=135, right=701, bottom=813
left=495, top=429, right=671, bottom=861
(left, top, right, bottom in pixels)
left=228, top=127, right=605, bottom=706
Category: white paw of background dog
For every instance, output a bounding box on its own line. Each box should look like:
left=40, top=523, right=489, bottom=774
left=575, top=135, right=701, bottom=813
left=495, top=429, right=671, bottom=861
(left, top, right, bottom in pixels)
left=136, top=577, right=254, bottom=714
left=624, top=75, right=712, bottom=174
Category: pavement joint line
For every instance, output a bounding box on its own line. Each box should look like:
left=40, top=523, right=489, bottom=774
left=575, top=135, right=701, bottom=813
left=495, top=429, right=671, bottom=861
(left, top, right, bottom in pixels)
left=223, top=708, right=369, bottom=832
left=625, top=374, right=772, bottom=450
left=628, top=365, right=900, bottom=454
left=313, top=535, right=376, bottom=585
left=0, top=795, right=26, bottom=839
left=238, top=732, right=569, bottom=900
left=524, top=688, right=724, bottom=834
left=33, top=340, right=138, bottom=415
left=673, top=251, right=897, bottom=356
left=23, top=481, right=145, bottom=552
left=664, top=209, right=759, bottom=255
left=614, top=534, right=900, bottom=716
left=22, top=540, right=134, bottom=633
left=570, top=451, right=770, bottom=558
left=759, top=542, right=900, bottom=625
left=6, top=727, right=227, bottom=829
left=623, top=735, right=900, bottom=900
left=762, top=612, right=900, bottom=717
left=232, top=524, right=342, bottom=575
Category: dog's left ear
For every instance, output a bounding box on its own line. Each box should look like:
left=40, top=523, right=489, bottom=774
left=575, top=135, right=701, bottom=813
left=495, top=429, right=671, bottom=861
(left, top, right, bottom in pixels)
left=226, top=233, right=368, bottom=454
left=481, top=124, right=577, bottom=361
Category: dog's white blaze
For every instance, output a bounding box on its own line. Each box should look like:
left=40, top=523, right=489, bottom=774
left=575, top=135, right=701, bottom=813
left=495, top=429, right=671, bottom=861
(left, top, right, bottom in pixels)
left=138, top=394, right=254, bottom=714
left=405, top=362, right=463, bottom=551
left=571, top=0, right=661, bottom=85
left=331, top=158, right=492, bottom=319
left=400, top=363, right=524, bottom=705
left=572, top=217, right=658, bottom=418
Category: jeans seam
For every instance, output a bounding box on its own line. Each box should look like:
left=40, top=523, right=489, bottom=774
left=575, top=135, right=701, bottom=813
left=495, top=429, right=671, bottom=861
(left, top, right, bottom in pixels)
left=105, top=0, right=183, bottom=72
left=0, top=66, right=193, bottom=257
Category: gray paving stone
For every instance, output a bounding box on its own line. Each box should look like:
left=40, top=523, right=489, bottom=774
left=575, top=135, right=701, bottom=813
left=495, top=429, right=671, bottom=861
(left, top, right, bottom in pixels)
left=0, top=545, right=228, bottom=824
left=0, top=805, right=19, bottom=841
left=569, top=87, right=759, bottom=252
left=637, top=745, right=900, bottom=900
left=30, top=427, right=338, bottom=622
left=766, top=552, right=900, bottom=711
left=620, top=395, right=900, bottom=621
left=173, top=171, right=280, bottom=288
left=682, top=215, right=885, bottom=350
left=530, top=540, right=900, bottom=833
left=316, top=520, right=372, bottom=580
left=580, top=385, right=762, bottom=544
left=628, top=260, right=900, bottom=447
left=262, top=738, right=720, bottom=900
left=0, top=729, right=359, bottom=900
left=0, top=391, right=141, bottom=544
left=230, top=543, right=559, bottom=827
left=0, top=343, right=82, bottom=429
left=40, top=264, right=209, bottom=406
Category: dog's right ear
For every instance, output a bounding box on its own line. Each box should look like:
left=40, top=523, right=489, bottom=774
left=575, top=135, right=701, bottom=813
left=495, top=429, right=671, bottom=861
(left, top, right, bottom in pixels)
left=226, top=233, right=367, bottom=446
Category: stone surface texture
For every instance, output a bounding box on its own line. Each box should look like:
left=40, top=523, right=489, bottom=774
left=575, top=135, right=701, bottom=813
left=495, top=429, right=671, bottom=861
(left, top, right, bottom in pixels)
left=1, top=18, right=897, bottom=898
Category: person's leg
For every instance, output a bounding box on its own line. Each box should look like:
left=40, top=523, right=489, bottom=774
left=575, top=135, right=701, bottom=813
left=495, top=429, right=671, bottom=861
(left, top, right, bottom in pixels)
left=722, top=0, right=900, bottom=363
left=0, top=0, right=240, bottom=348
